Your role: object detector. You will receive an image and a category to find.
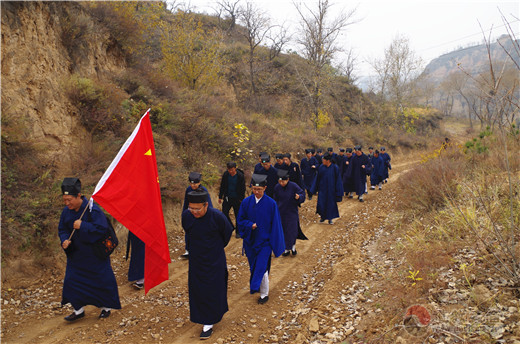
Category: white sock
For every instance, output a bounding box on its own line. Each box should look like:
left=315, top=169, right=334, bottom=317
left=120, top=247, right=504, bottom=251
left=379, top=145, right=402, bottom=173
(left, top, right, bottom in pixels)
left=101, top=307, right=111, bottom=312
left=260, top=271, right=269, bottom=298
left=136, top=278, right=144, bottom=284
left=74, top=307, right=84, bottom=315
left=203, top=324, right=213, bottom=332
left=292, top=245, right=296, bottom=251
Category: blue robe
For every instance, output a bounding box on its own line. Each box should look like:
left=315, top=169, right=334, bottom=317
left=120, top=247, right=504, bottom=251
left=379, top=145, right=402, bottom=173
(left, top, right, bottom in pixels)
left=343, top=155, right=354, bottom=194
left=128, top=231, right=145, bottom=281
left=345, top=153, right=369, bottom=195
left=58, top=197, right=121, bottom=310
left=381, top=152, right=391, bottom=179
left=285, top=162, right=303, bottom=188
left=300, top=157, right=318, bottom=192
left=237, top=195, right=285, bottom=293
left=182, top=207, right=233, bottom=324
left=253, top=162, right=264, bottom=174
left=256, top=165, right=278, bottom=198
left=310, top=164, right=344, bottom=221
left=274, top=181, right=305, bottom=249
left=370, top=155, right=385, bottom=186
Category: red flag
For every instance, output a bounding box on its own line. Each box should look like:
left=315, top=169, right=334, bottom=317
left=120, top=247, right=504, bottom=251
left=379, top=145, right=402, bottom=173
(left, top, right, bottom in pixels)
left=92, top=109, right=170, bottom=294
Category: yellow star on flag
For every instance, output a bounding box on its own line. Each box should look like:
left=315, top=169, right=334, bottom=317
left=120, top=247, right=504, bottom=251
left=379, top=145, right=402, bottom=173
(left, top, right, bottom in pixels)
left=144, top=149, right=152, bottom=156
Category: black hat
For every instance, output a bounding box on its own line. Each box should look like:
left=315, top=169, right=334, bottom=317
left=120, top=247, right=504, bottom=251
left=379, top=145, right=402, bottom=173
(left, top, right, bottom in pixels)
left=277, top=169, right=289, bottom=180
left=310, top=148, right=316, bottom=154
left=369, top=146, right=374, bottom=150
left=346, top=148, right=353, bottom=153
left=258, top=151, right=267, bottom=157
left=275, top=153, right=284, bottom=160
left=354, top=145, right=362, bottom=151
left=316, top=148, right=323, bottom=153
left=61, top=177, right=81, bottom=196
left=322, top=152, right=333, bottom=160
left=251, top=174, right=267, bottom=187
left=305, top=148, right=312, bottom=154
left=187, top=189, right=208, bottom=203
left=284, top=153, right=291, bottom=159
left=189, top=172, right=202, bottom=183
left=339, top=148, right=345, bottom=152
left=260, top=153, right=270, bottom=163
left=327, top=147, right=333, bottom=152
left=226, top=162, right=237, bottom=169
left=374, top=150, right=380, bottom=155
left=380, top=146, right=386, bottom=151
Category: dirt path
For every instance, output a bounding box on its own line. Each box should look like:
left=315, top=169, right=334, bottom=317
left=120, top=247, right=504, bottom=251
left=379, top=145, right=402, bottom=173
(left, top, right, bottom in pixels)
left=1, top=157, right=415, bottom=344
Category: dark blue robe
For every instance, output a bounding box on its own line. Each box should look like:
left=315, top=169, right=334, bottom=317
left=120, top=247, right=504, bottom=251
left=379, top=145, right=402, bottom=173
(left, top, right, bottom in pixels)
left=128, top=231, right=145, bottom=281
left=256, top=166, right=278, bottom=198
left=182, top=207, right=233, bottom=324
left=237, top=195, right=285, bottom=293
left=253, top=162, right=264, bottom=174
left=300, top=157, right=318, bottom=192
left=370, top=155, right=385, bottom=186
left=273, top=181, right=305, bottom=249
left=274, top=162, right=286, bottom=170
left=381, top=152, right=391, bottom=179
left=343, top=155, right=354, bottom=194
left=285, top=162, right=303, bottom=188
left=345, top=153, right=369, bottom=195
left=58, top=197, right=121, bottom=310
left=310, top=164, right=344, bottom=221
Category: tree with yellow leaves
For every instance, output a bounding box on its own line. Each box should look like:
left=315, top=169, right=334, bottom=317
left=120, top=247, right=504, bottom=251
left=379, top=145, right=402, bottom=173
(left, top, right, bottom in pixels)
left=161, top=11, right=224, bottom=90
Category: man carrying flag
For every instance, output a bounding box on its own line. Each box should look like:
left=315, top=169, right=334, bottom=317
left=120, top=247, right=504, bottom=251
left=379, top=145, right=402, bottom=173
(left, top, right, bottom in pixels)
left=92, top=109, right=171, bottom=294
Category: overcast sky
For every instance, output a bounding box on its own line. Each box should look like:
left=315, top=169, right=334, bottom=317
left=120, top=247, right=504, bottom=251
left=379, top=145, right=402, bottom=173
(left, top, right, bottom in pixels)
left=182, top=0, right=520, bottom=77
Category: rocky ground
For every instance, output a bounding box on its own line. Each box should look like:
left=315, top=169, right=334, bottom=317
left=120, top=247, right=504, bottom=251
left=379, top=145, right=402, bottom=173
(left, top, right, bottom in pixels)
left=2, top=155, right=519, bottom=344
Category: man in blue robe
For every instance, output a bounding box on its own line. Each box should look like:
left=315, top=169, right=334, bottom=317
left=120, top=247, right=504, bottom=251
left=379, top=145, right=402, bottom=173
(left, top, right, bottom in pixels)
left=370, top=150, right=385, bottom=190
left=181, top=172, right=213, bottom=259
left=255, top=154, right=278, bottom=198
left=127, top=231, right=145, bottom=289
left=310, top=153, right=344, bottom=224
left=282, top=153, right=303, bottom=188
left=58, top=178, right=121, bottom=321
left=237, top=174, right=285, bottom=304
left=380, top=147, right=391, bottom=183
left=274, top=153, right=286, bottom=170
left=345, top=146, right=370, bottom=202
left=182, top=189, right=233, bottom=340
left=300, top=149, right=318, bottom=200
left=315, top=148, right=324, bottom=166
left=342, top=148, right=354, bottom=196
left=274, top=170, right=306, bottom=256
left=253, top=151, right=267, bottom=174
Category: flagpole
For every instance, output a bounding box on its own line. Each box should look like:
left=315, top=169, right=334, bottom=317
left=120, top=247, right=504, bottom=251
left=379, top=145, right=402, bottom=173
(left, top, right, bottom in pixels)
left=67, top=198, right=91, bottom=241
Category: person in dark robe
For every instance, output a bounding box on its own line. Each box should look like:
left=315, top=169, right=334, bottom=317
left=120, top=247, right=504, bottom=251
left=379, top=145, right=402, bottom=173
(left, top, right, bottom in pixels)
left=344, top=146, right=370, bottom=202
left=182, top=189, right=233, bottom=340
left=315, top=149, right=324, bottom=166
left=327, top=147, right=338, bottom=164
left=237, top=174, right=285, bottom=304
left=380, top=147, right=391, bottom=183
left=335, top=148, right=346, bottom=176
left=127, top=231, right=145, bottom=289
left=282, top=153, right=303, bottom=188
left=342, top=148, right=354, bottom=196
left=255, top=154, right=278, bottom=198
left=58, top=178, right=121, bottom=321
left=218, top=162, right=246, bottom=238
left=274, top=170, right=306, bottom=256
left=300, top=149, right=318, bottom=200
left=253, top=151, right=267, bottom=174
left=274, top=153, right=286, bottom=170
left=181, top=172, right=213, bottom=259
left=310, top=153, right=344, bottom=224
left=370, top=150, right=385, bottom=190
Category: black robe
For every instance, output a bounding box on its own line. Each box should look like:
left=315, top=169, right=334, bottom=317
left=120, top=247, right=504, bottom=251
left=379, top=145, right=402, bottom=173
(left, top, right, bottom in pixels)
left=182, top=207, right=233, bottom=324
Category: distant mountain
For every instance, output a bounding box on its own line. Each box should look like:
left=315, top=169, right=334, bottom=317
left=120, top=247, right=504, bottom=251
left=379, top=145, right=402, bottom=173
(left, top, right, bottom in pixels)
left=422, top=35, right=519, bottom=83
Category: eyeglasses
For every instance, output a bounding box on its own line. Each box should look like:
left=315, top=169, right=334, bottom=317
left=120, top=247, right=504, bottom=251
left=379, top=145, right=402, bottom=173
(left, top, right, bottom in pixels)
left=188, top=206, right=205, bottom=213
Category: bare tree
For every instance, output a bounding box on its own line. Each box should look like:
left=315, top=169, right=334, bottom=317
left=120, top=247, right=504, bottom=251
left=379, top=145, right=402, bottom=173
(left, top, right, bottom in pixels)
left=294, top=0, right=357, bottom=130
left=266, top=23, right=291, bottom=60
left=337, top=47, right=358, bottom=83
left=239, top=2, right=272, bottom=95
left=214, top=0, right=241, bottom=33
left=371, top=35, right=423, bottom=114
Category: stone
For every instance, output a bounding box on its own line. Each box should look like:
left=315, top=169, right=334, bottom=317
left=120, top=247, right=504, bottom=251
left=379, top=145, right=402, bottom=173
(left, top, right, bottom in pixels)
left=309, top=317, right=320, bottom=332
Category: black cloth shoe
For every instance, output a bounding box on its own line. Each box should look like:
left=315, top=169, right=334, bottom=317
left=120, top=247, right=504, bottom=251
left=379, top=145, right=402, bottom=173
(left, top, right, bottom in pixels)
left=200, top=328, right=213, bottom=340
left=258, top=296, right=269, bottom=304
left=99, top=310, right=111, bottom=319
left=291, top=249, right=297, bottom=256
left=359, top=198, right=364, bottom=202
left=64, top=311, right=85, bottom=322
left=132, top=281, right=144, bottom=290
left=328, top=220, right=334, bottom=225
left=348, top=195, right=353, bottom=199
left=282, top=251, right=290, bottom=257
left=180, top=253, right=189, bottom=260
left=319, top=218, right=325, bottom=223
